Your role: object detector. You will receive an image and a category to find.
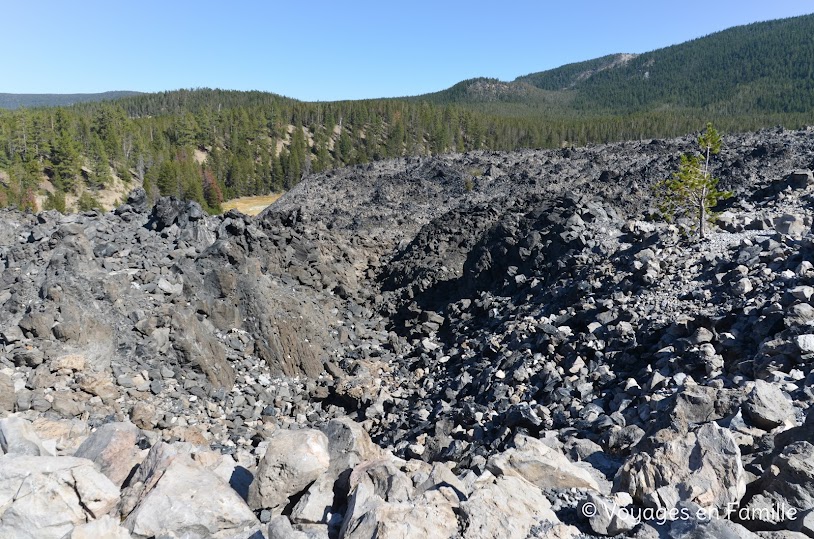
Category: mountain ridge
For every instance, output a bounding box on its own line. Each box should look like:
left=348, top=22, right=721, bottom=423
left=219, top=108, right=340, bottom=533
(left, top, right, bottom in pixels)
left=3, top=13, right=813, bottom=115
left=420, top=13, right=814, bottom=116
left=0, top=91, right=143, bottom=110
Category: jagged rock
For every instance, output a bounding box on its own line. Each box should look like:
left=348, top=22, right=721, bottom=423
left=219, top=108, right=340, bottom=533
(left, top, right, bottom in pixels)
left=76, top=372, right=119, bottom=402
left=122, top=452, right=261, bottom=539
left=248, top=428, right=331, bottom=511
left=129, top=401, right=157, bottom=430
left=73, top=422, right=143, bottom=487
left=286, top=418, right=387, bottom=526
left=671, top=385, right=746, bottom=426
left=788, top=170, right=814, bottom=189
left=740, top=441, right=814, bottom=530
left=59, top=515, right=133, bottom=539
left=413, top=462, right=467, bottom=500
left=268, top=516, right=309, bottom=539
left=171, top=310, right=235, bottom=390
left=742, top=380, right=795, bottom=430
left=459, top=473, right=578, bottom=539
left=50, top=392, right=86, bottom=418
left=340, top=481, right=459, bottom=539
left=320, top=417, right=385, bottom=495
left=0, top=455, right=120, bottom=539
left=775, top=214, right=808, bottom=236
left=487, top=433, right=600, bottom=491
left=655, top=502, right=762, bottom=538
left=53, top=353, right=86, bottom=372
left=579, top=492, right=638, bottom=536
left=290, top=474, right=336, bottom=524
left=348, top=458, right=414, bottom=503
left=615, top=422, right=746, bottom=513
left=0, top=372, right=15, bottom=412
left=0, top=415, right=53, bottom=456
left=734, top=277, right=754, bottom=295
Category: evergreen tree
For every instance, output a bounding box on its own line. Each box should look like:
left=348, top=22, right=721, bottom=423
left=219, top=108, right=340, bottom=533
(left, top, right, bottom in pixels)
left=76, top=191, right=102, bottom=212
left=202, top=167, right=224, bottom=212
left=42, top=190, right=67, bottom=213
left=656, top=123, right=731, bottom=238
left=51, top=128, right=81, bottom=192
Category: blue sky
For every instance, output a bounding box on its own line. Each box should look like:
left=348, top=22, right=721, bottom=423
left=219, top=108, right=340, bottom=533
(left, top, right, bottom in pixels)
left=3, top=1, right=812, bottom=101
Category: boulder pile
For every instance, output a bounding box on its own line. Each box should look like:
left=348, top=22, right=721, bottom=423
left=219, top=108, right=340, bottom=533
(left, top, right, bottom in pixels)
left=2, top=126, right=814, bottom=537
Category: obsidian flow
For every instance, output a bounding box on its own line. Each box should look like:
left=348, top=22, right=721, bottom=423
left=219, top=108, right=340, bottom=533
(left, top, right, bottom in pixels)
left=1, top=126, right=814, bottom=537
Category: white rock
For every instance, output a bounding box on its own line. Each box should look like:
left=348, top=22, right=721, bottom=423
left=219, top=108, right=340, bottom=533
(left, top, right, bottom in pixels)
left=460, top=473, right=578, bottom=539
left=733, top=277, right=753, bottom=295
left=0, top=455, right=120, bottom=539
left=0, top=416, right=54, bottom=456
left=248, top=428, right=331, bottom=511
left=123, top=456, right=260, bottom=539
left=797, top=335, right=814, bottom=354
left=487, top=433, right=600, bottom=491
left=792, top=286, right=814, bottom=301
left=341, top=480, right=459, bottom=539
left=60, top=515, right=132, bottom=539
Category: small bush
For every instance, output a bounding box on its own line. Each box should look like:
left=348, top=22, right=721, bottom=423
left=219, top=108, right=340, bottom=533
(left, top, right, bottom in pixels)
left=42, top=190, right=67, bottom=213
left=76, top=191, right=103, bottom=212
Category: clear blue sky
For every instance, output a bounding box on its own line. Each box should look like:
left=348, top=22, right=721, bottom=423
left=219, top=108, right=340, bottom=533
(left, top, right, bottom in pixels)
left=3, top=1, right=812, bottom=101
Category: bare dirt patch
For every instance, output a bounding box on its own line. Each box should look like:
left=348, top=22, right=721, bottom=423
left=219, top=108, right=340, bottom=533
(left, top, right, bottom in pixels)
left=221, top=194, right=282, bottom=216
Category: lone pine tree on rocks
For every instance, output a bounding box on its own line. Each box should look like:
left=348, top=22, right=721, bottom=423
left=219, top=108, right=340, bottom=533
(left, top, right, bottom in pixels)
left=656, top=122, right=732, bottom=238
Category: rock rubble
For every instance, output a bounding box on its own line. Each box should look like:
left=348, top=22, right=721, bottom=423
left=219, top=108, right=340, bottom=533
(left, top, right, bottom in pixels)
left=2, top=126, right=814, bottom=536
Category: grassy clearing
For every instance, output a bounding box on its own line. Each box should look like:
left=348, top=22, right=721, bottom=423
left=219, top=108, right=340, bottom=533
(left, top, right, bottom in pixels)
left=221, top=194, right=283, bottom=216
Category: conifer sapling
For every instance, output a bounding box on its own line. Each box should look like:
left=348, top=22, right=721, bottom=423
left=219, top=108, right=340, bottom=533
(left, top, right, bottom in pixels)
left=656, top=123, right=732, bottom=238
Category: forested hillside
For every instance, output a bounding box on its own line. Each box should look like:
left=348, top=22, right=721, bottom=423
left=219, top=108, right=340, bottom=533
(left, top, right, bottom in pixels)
left=0, top=90, right=493, bottom=213
left=421, top=14, right=814, bottom=135
left=1, top=14, right=814, bottom=214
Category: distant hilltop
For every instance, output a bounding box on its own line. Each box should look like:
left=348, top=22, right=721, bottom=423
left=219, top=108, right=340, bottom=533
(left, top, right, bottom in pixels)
left=0, top=91, right=143, bottom=109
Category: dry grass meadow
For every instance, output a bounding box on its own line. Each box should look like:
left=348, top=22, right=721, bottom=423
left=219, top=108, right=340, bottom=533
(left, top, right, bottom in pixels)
left=221, top=194, right=282, bottom=216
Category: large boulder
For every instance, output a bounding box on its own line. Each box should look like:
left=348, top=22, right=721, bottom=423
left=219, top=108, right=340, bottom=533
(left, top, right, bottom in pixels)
left=180, top=239, right=334, bottom=379
left=742, top=380, right=795, bottom=430
left=0, top=416, right=53, bottom=456
left=459, top=473, right=578, bottom=539
left=739, top=441, right=814, bottom=530
left=289, top=418, right=386, bottom=526
left=340, top=481, right=459, bottom=539
left=347, top=457, right=414, bottom=503
left=487, top=433, right=600, bottom=491
left=615, top=423, right=746, bottom=514
left=120, top=445, right=260, bottom=539
left=60, top=515, right=133, bottom=539
left=0, top=455, right=120, bottom=539
left=321, top=417, right=385, bottom=493
left=670, top=385, right=746, bottom=427
left=171, top=309, right=235, bottom=390
left=653, top=502, right=762, bottom=538
left=73, top=422, right=143, bottom=487
left=578, top=492, right=638, bottom=536
left=248, top=428, right=331, bottom=511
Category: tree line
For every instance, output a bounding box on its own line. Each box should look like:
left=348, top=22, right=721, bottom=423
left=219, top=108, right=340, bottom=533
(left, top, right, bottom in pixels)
left=0, top=90, right=498, bottom=213
left=1, top=85, right=813, bottom=214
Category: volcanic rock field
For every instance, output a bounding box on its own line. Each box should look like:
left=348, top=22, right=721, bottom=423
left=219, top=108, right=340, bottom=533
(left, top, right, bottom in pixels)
left=2, top=127, right=814, bottom=538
